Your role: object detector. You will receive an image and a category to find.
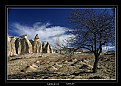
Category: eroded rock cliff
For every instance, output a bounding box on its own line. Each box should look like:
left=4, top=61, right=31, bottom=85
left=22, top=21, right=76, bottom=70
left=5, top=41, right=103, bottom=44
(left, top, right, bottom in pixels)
left=7, top=34, right=53, bottom=57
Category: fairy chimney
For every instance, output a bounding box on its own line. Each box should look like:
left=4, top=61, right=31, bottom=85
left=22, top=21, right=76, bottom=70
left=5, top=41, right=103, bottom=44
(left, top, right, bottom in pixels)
left=8, top=36, right=17, bottom=56
left=20, top=34, right=33, bottom=54
left=42, top=41, right=53, bottom=53
left=15, top=38, right=21, bottom=54
left=32, top=34, right=42, bottom=53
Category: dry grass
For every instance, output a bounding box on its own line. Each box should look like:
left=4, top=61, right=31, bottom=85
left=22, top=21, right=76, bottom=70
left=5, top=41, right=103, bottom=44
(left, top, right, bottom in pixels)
left=7, top=53, right=116, bottom=80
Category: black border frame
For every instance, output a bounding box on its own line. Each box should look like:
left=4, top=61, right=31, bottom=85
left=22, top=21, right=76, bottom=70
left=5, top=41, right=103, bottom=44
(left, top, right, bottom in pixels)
left=5, top=5, right=118, bottom=84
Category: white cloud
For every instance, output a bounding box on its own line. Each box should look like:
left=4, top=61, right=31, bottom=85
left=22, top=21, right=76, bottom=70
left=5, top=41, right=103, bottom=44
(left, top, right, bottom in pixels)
left=9, top=22, right=73, bottom=48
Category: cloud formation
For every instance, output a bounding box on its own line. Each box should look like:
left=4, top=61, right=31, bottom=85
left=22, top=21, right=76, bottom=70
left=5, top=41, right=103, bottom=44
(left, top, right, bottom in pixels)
left=9, top=22, right=73, bottom=48
left=9, top=22, right=115, bottom=51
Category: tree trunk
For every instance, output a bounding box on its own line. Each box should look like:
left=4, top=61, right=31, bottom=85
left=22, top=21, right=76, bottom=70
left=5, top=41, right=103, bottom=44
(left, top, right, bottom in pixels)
left=93, top=54, right=99, bottom=73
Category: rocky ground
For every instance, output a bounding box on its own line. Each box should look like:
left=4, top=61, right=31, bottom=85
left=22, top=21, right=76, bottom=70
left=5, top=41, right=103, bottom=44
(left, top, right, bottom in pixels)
left=7, top=53, right=116, bottom=80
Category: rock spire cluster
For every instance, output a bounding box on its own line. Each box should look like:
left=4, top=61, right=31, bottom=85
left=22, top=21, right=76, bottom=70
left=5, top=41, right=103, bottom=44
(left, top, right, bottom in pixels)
left=7, top=34, right=53, bottom=57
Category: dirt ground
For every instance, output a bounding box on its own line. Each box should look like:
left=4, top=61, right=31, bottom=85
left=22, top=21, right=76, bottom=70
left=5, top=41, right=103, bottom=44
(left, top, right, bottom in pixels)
left=7, top=53, right=116, bottom=80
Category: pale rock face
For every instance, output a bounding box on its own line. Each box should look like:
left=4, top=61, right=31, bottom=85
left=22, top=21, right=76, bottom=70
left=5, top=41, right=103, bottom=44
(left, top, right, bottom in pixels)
left=8, top=36, right=17, bottom=56
left=15, top=38, right=21, bottom=54
left=7, top=36, right=11, bottom=57
left=42, top=41, right=53, bottom=53
left=47, top=43, right=53, bottom=53
left=26, top=38, right=33, bottom=53
left=7, top=34, right=53, bottom=57
left=20, top=35, right=33, bottom=54
left=42, top=41, right=48, bottom=53
left=33, top=34, right=42, bottom=53
left=43, top=41, right=47, bottom=48
left=46, top=42, right=50, bottom=53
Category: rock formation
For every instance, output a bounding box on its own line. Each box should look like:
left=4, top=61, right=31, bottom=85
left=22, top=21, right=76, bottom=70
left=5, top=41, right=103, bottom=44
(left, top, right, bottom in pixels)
left=15, top=38, right=21, bottom=54
left=20, top=34, right=33, bottom=54
left=7, top=36, right=11, bottom=57
left=32, top=34, right=42, bottom=53
left=7, top=34, right=53, bottom=57
left=42, top=41, right=53, bottom=53
left=49, top=44, right=53, bottom=53
left=8, top=36, right=17, bottom=56
left=42, top=41, right=47, bottom=53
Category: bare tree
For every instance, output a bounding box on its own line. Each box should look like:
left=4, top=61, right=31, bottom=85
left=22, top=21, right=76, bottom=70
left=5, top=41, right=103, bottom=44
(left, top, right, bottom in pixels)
left=56, top=34, right=62, bottom=54
left=68, top=9, right=115, bottom=73
left=62, top=38, right=75, bottom=58
left=56, top=35, right=76, bottom=58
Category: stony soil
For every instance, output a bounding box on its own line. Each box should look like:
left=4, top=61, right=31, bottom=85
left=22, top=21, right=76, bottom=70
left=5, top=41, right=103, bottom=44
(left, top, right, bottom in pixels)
left=7, top=53, right=116, bottom=80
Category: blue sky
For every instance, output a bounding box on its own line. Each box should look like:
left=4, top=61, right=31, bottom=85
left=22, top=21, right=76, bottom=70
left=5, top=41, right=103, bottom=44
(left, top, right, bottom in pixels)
left=8, top=8, right=115, bottom=51
left=8, top=8, right=75, bottom=47
left=8, top=8, right=73, bottom=31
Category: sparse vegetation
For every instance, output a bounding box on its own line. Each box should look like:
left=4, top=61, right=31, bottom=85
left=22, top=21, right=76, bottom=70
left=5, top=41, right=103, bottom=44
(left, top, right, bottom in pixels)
left=7, top=53, right=115, bottom=80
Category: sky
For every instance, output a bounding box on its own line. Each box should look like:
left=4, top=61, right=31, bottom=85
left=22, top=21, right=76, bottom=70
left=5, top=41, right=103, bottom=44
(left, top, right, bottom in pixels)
left=8, top=8, right=115, bottom=52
